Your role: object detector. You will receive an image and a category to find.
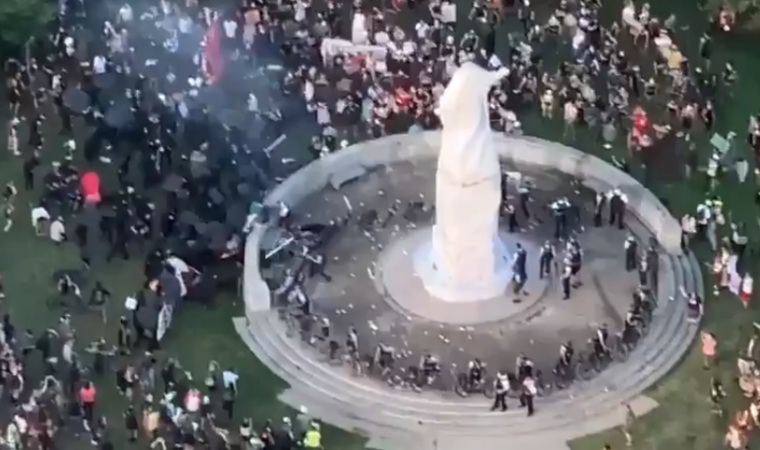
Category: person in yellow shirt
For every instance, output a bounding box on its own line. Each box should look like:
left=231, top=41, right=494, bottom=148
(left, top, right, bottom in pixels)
left=303, top=422, right=322, bottom=449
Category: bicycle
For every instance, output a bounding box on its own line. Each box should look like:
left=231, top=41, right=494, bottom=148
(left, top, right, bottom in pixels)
left=609, top=332, right=630, bottom=362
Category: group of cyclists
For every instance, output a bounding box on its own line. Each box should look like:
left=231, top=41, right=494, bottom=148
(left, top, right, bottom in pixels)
left=306, top=280, right=658, bottom=398
left=455, top=284, right=658, bottom=397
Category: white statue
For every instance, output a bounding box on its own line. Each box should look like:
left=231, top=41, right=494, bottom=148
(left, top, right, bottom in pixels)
left=418, top=62, right=511, bottom=302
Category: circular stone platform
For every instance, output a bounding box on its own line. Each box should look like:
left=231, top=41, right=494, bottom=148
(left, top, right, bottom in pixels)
left=279, top=158, right=638, bottom=377
left=237, top=134, right=702, bottom=450
left=377, top=226, right=547, bottom=325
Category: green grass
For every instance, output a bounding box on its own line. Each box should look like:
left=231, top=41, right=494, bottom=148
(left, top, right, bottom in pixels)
left=1, top=1, right=760, bottom=449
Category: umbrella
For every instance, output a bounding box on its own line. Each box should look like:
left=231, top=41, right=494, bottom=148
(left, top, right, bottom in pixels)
left=204, top=222, right=227, bottom=242
left=162, top=174, right=185, bottom=193
left=209, top=238, right=229, bottom=252
left=159, top=269, right=182, bottom=303
left=105, top=102, right=134, bottom=129
left=179, top=211, right=200, bottom=225
left=236, top=182, right=252, bottom=196
left=63, top=88, right=90, bottom=114
left=76, top=28, right=94, bottom=43
left=208, top=188, right=225, bottom=205
left=225, top=204, right=247, bottom=227
left=218, top=109, right=244, bottom=128
left=193, top=222, right=208, bottom=235
left=93, top=72, right=116, bottom=91
left=196, top=85, right=226, bottom=111
left=246, top=117, right=267, bottom=140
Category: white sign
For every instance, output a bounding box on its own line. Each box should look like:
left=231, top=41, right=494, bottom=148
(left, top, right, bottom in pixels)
left=157, top=303, right=174, bottom=342
left=351, top=13, right=368, bottom=44
left=320, top=38, right=387, bottom=62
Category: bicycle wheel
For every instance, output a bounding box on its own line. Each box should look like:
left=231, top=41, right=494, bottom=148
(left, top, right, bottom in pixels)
left=483, top=382, right=495, bottom=399
left=538, top=380, right=554, bottom=397
left=574, top=359, right=594, bottom=381
left=613, top=338, right=630, bottom=362
left=455, top=379, right=469, bottom=397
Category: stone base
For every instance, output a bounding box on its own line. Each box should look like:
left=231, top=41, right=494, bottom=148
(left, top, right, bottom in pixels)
left=414, top=227, right=513, bottom=302
left=376, top=227, right=547, bottom=325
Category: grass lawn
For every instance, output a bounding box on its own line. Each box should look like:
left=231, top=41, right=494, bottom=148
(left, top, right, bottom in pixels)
left=0, top=0, right=759, bottom=449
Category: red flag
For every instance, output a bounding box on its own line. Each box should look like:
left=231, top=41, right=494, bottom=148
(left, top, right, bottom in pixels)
left=203, top=20, right=224, bottom=84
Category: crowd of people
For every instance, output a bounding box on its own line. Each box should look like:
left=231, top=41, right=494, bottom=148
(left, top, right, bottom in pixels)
left=0, top=0, right=757, bottom=446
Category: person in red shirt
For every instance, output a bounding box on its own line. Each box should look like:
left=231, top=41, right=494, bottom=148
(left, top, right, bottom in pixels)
left=79, top=381, right=97, bottom=426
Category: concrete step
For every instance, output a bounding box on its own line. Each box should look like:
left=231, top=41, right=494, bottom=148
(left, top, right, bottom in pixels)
left=252, top=293, right=690, bottom=434
left=251, top=252, right=688, bottom=413
left=234, top=247, right=703, bottom=446
left=242, top=283, right=688, bottom=425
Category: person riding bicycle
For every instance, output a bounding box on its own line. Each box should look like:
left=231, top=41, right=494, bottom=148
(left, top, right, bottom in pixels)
left=623, top=308, right=642, bottom=345
left=468, top=358, right=484, bottom=389
left=376, top=343, right=395, bottom=372
left=559, top=341, right=574, bottom=368
left=632, top=285, right=653, bottom=315
left=346, top=327, right=359, bottom=355
left=593, top=324, right=610, bottom=359
left=515, top=354, right=534, bottom=380
left=555, top=341, right=574, bottom=380
left=421, top=354, right=441, bottom=381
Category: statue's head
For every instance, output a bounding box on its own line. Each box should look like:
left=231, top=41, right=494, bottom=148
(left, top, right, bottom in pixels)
left=437, top=63, right=509, bottom=130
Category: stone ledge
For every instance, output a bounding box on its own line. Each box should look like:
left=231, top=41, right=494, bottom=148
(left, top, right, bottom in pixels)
left=243, top=132, right=682, bottom=315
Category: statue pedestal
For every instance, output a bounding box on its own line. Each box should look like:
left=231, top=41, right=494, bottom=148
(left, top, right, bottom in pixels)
left=414, top=227, right=513, bottom=302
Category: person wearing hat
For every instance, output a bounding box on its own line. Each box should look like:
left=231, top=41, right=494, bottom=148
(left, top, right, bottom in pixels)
left=608, top=188, right=627, bottom=229
left=302, top=421, right=322, bottom=449
left=491, top=371, right=509, bottom=412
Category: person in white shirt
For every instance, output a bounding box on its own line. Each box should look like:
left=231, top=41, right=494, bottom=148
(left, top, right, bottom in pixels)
left=440, top=1, right=456, bottom=25
left=178, top=15, right=192, bottom=34
left=64, top=36, right=75, bottom=57
left=31, top=204, right=50, bottom=236
left=247, top=93, right=259, bottom=113
left=93, top=55, right=107, bottom=74
left=224, top=19, right=238, bottom=40
left=222, top=367, right=239, bottom=393
left=119, top=4, right=133, bottom=23
left=50, top=217, right=66, bottom=243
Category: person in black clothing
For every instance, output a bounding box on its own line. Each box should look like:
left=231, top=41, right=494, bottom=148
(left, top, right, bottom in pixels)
left=106, top=224, right=130, bottom=262
left=117, top=316, right=132, bottom=355
left=22, top=150, right=41, bottom=190
left=222, top=385, right=236, bottom=420
left=161, top=358, right=178, bottom=392
left=35, top=329, right=53, bottom=361
left=75, top=223, right=88, bottom=248
left=28, top=114, right=45, bottom=149
left=90, top=282, right=111, bottom=323
left=124, top=406, right=139, bottom=441
left=3, top=314, right=15, bottom=343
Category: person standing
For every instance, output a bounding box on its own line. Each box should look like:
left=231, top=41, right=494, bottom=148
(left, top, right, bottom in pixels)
left=504, top=202, right=517, bottom=232
left=561, top=261, right=572, bottom=300
left=593, top=191, right=606, bottom=227
left=701, top=331, right=717, bottom=369
left=622, top=402, right=636, bottom=446
left=538, top=242, right=555, bottom=279
left=608, top=189, right=627, bottom=229
left=222, top=385, right=236, bottom=420
left=491, top=372, right=508, bottom=412
left=624, top=236, right=637, bottom=272
left=518, top=181, right=531, bottom=219
left=521, top=376, right=537, bottom=416
left=79, top=381, right=97, bottom=430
